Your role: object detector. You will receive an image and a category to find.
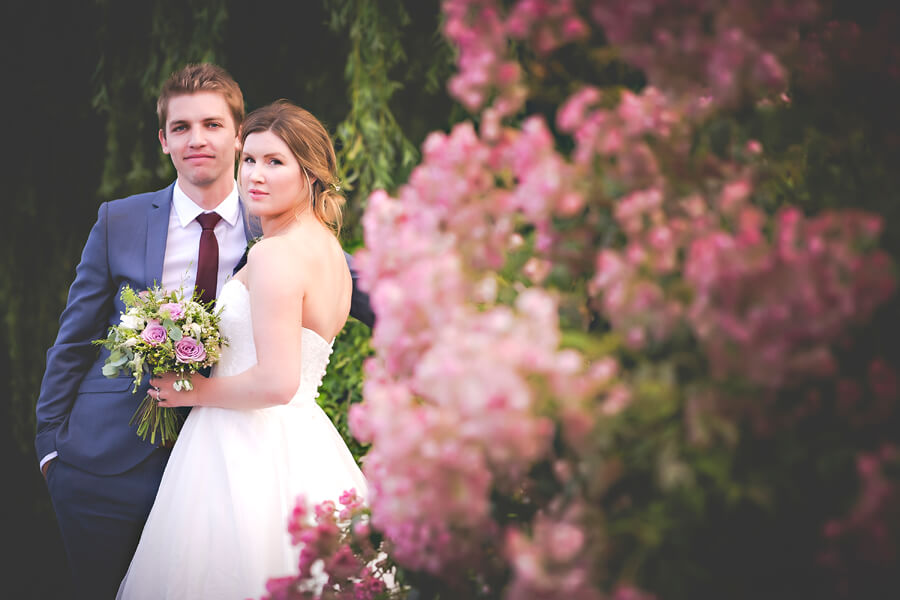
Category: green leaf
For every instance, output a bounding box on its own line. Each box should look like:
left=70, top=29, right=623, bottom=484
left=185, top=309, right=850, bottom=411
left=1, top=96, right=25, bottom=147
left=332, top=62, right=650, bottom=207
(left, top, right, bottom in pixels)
left=108, top=350, right=128, bottom=367
left=166, top=325, right=182, bottom=341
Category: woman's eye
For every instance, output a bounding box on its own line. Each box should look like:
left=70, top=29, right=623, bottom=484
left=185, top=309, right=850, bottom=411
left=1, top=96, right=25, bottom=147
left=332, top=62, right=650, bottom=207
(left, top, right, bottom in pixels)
left=268, top=159, right=283, bottom=166
left=242, top=157, right=254, bottom=163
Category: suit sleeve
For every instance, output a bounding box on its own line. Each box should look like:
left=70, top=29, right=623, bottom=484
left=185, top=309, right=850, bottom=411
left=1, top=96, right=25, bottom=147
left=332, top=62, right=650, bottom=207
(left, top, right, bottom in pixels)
left=344, top=251, right=375, bottom=329
left=34, top=202, right=116, bottom=462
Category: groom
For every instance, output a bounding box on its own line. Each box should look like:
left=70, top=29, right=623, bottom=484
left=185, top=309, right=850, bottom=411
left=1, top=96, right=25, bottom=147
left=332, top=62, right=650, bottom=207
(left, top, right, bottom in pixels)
left=35, top=63, right=373, bottom=599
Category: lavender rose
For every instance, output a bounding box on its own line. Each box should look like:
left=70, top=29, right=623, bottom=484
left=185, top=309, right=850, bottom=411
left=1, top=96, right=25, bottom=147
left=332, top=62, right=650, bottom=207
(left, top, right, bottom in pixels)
left=175, top=337, right=207, bottom=363
left=159, top=302, right=186, bottom=320
left=140, top=320, right=168, bottom=345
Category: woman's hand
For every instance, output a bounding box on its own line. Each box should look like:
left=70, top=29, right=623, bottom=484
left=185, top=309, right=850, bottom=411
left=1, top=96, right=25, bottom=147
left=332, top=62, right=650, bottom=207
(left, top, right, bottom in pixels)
left=150, top=372, right=203, bottom=408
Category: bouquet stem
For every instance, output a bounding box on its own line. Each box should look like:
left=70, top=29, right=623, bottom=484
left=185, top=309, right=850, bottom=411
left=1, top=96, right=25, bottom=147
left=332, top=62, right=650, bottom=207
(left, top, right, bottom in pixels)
left=130, top=393, right=184, bottom=445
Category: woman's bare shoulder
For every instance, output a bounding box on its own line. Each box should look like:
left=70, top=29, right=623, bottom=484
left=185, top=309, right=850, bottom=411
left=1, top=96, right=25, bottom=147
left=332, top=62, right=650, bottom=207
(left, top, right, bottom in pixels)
left=245, top=236, right=306, bottom=289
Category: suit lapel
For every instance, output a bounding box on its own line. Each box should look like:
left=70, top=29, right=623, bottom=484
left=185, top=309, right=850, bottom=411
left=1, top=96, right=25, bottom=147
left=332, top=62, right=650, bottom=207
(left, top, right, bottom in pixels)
left=145, top=184, right=174, bottom=289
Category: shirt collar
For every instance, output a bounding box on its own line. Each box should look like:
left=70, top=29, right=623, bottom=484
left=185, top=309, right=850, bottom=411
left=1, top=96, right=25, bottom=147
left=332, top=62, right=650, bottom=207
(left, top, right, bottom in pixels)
left=171, top=180, right=241, bottom=228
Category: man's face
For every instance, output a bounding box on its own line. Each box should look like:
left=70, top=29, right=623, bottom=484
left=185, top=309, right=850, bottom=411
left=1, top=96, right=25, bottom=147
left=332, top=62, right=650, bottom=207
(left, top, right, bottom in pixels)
left=159, top=92, right=239, bottom=191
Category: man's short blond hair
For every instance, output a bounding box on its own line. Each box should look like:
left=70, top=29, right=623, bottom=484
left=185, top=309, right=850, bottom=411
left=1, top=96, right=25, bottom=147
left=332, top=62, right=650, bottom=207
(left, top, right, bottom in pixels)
left=157, top=63, right=244, bottom=133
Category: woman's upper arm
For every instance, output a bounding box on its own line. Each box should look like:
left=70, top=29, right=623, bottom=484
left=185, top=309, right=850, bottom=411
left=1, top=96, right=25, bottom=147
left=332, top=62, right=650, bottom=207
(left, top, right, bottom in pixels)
left=245, top=241, right=307, bottom=394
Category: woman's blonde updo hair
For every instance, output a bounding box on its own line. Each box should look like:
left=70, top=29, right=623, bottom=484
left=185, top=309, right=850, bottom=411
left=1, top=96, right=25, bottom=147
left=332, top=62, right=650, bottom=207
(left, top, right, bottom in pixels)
left=239, top=99, right=344, bottom=235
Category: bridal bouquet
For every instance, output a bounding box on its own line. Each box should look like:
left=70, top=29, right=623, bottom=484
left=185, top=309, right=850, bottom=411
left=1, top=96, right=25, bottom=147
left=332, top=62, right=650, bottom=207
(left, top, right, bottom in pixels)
left=94, top=284, right=226, bottom=445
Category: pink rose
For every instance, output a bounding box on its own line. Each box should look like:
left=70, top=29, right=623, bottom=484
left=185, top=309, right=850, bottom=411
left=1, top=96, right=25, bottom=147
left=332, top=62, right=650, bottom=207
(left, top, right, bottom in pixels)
left=140, top=320, right=168, bottom=345
left=159, top=302, right=185, bottom=320
left=324, top=544, right=359, bottom=581
left=174, top=337, right=207, bottom=363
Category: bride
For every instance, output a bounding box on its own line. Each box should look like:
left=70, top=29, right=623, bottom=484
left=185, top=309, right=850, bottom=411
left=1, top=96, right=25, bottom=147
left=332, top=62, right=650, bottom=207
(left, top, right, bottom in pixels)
left=117, top=100, right=367, bottom=599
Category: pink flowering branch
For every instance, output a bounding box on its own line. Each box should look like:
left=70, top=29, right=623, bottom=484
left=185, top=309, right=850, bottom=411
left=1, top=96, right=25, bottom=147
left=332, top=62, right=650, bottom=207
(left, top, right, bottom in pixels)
left=340, top=0, right=899, bottom=597
left=259, top=490, right=395, bottom=600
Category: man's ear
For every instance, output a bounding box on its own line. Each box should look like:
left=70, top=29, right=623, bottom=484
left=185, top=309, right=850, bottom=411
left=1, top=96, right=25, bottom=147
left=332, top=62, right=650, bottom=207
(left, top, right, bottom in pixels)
left=234, top=137, right=241, bottom=151
left=159, top=129, right=170, bottom=154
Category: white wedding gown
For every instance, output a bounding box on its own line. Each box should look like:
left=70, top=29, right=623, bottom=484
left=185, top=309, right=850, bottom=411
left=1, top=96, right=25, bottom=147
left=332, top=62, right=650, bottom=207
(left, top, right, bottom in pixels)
left=118, top=279, right=368, bottom=600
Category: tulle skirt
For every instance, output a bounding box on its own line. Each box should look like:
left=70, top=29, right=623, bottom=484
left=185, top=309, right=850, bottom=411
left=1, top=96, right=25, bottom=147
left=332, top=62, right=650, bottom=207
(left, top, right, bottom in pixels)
left=117, top=400, right=367, bottom=600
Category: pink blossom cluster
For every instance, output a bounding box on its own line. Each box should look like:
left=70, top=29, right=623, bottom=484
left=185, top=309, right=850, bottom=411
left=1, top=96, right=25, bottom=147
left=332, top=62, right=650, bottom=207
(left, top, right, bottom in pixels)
left=506, top=0, right=589, bottom=55
left=819, top=446, right=900, bottom=581
left=443, top=0, right=590, bottom=117
left=504, top=507, right=660, bottom=600
left=356, top=116, right=593, bottom=375
left=349, top=289, right=582, bottom=574
left=558, top=83, right=895, bottom=379
left=260, top=490, right=390, bottom=600
left=590, top=0, right=819, bottom=105
left=503, top=509, right=597, bottom=599
left=352, top=108, right=618, bottom=578
left=443, top=0, right=526, bottom=116
left=354, top=125, right=507, bottom=378
left=557, top=86, right=687, bottom=189
left=685, top=207, right=895, bottom=388
left=589, top=169, right=895, bottom=384
left=499, top=115, right=585, bottom=257
left=586, top=181, right=751, bottom=350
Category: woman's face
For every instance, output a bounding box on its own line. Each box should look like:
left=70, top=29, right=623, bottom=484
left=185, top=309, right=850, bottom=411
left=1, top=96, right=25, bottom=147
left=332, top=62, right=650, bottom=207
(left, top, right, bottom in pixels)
left=239, top=130, right=311, bottom=219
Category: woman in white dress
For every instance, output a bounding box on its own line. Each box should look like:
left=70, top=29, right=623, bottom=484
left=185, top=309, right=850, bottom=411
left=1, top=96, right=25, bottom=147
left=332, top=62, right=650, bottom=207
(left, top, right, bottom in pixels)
left=117, top=100, right=367, bottom=599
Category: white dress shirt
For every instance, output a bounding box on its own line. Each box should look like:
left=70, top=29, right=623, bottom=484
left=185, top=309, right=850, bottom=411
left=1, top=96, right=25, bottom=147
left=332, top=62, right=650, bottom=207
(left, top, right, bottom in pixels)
left=161, top=180, right=247, bottom=298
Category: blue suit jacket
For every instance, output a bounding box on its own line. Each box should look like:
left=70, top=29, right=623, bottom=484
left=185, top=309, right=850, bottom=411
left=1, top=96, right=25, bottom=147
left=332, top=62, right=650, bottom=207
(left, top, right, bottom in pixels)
left=35, top=183, right=374, bottom=475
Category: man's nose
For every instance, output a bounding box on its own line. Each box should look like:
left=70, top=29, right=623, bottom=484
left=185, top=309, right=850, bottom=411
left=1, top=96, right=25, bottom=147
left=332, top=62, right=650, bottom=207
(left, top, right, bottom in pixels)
left=189, top=128, right=206, bottom=146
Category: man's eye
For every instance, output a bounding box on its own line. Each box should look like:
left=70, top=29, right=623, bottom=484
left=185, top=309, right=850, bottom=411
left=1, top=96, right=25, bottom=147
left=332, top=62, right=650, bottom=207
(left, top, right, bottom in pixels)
left=207, top=123, right=222, bottom=128
left=171, top=125, right=186, bottom=132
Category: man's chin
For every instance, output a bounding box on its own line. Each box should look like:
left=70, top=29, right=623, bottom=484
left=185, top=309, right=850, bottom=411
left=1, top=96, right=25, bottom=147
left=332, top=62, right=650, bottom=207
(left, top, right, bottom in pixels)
left=182, top=170, right=228, bottom=190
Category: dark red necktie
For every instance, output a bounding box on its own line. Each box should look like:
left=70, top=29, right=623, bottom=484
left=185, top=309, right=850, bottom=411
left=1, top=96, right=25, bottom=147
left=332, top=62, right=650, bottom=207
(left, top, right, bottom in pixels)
left=195, top=212, right=222, bottom=305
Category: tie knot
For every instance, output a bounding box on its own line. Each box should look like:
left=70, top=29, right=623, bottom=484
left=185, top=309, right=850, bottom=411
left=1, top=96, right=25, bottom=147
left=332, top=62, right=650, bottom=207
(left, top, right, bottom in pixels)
left=196, top=212, right=222, bottom=230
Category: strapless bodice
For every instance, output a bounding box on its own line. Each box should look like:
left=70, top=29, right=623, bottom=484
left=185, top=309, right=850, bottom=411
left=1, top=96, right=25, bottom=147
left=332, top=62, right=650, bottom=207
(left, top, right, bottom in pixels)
left=213, top=278, right=334, bottom=405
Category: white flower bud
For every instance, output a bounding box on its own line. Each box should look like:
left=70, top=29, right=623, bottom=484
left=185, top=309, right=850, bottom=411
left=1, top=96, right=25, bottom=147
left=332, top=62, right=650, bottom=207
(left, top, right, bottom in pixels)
left=120, top=314, right=144, bottom=329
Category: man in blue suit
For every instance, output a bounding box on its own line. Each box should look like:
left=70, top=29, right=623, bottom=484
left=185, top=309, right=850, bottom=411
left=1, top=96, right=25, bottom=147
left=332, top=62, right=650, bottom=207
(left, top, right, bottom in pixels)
left=35, top=63, right=373, bottom=599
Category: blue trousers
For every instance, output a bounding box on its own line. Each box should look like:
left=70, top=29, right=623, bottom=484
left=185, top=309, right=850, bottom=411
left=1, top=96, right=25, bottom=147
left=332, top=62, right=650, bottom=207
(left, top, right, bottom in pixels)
left=45, top=450, right=170, bottom=600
